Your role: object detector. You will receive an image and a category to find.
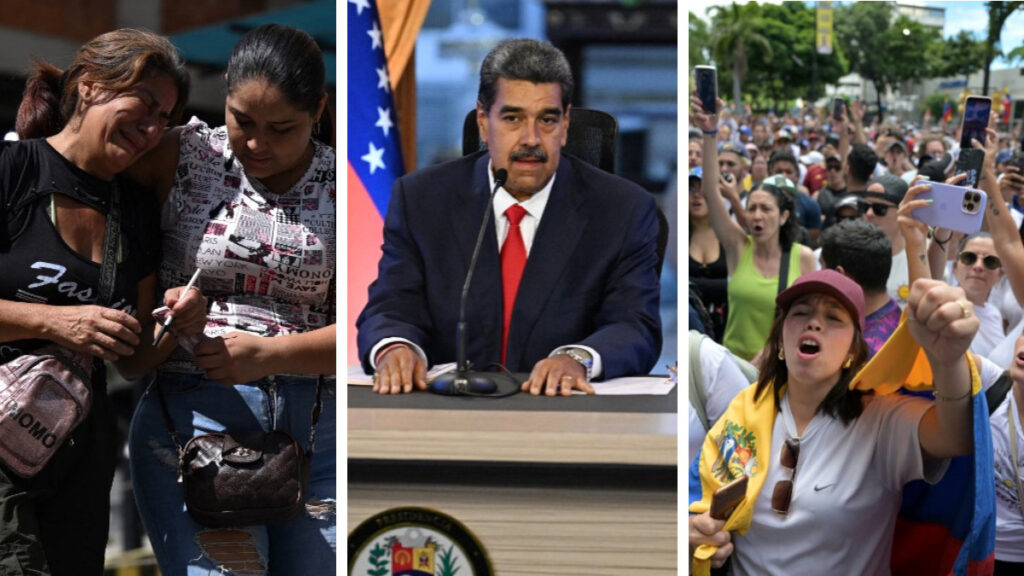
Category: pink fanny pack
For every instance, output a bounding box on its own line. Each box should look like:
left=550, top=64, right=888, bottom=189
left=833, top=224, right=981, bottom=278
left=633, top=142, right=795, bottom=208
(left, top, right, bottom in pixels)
left=0, top=346, right=93, bottom=477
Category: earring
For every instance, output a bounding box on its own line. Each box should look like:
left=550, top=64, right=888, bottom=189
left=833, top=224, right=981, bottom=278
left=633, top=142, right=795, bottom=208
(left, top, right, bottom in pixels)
left=778, top=349, right=785, bottom=361
left=843, top=357, right=853, bottom=369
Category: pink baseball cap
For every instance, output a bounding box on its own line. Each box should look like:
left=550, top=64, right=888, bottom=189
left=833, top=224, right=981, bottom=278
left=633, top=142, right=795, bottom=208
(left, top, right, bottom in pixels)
left=776, top=269, right=866, bottom=330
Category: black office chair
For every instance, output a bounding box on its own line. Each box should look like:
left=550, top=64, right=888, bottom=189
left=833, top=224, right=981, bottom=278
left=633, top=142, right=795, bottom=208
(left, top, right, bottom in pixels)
left=462, top=107, right=668, bottom=277
left=462, top=107, right=618, bottom=174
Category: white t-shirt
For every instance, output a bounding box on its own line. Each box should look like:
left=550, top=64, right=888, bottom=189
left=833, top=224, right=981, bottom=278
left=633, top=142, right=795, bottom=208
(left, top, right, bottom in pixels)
left=986, top=318, right=1023, bottom=370
left=688, top=337, right=752, bottom=462
left=991, top=389, right=1024, bottom=561
left=971, top=303, right=1006, bottom=358
left=732, top=393, right=947, bottom=575
left=887, top=249, right=910, bottom=309
left=990, top=276, right=1022, bottom=336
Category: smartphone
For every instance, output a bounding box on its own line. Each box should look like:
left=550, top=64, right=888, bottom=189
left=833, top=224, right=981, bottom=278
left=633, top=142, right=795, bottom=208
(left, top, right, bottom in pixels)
left=709, top=474, right=748, bottom=520
left=960, top=96, right=992, bottom=150
left=912, top=181, right=987, bottom=234
left=695, top=65, right=718, bottom=114
left=955, top=148, right=985, bottom=188
left=1011, top=149, right=1024, bottom=172
left=832, top=97, right=845, bottom=121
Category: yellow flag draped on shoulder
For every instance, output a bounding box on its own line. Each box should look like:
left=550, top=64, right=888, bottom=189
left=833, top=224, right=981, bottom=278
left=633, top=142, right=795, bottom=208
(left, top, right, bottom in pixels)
left=687, top=313, right=982, bottom=576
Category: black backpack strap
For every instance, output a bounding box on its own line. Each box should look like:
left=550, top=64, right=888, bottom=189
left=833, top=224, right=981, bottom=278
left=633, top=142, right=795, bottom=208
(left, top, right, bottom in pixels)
left=986, top=370, right=1013, bottom=416
left=775, top=245, right=792, bottom=317
left=95, top=182, right=120, bottom=306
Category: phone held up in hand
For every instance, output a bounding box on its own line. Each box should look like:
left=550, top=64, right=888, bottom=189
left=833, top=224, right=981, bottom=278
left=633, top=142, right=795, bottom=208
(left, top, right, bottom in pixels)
left=833, top=97, right=845, bottom=121
left=911, top=180, right=987, bottom=235
left=709, top=474, right=748, bottom=521
left=959, top=96, right=992, bottom=150
left=695, top=65, right=718, bottom=115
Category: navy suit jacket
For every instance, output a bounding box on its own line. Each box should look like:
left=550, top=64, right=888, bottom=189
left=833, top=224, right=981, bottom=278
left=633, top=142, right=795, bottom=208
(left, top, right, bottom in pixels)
left=357, top=151, right=661, bottom=379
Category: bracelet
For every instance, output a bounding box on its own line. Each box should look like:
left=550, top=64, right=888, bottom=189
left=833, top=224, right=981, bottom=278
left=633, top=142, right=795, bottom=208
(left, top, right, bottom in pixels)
left=374, top=342, right=407, bottom=365
left=702, top=129, right=718, bottom=135
left=933, top=387, right=971, bottom=402
left=932, top=231, right=954, bottom=248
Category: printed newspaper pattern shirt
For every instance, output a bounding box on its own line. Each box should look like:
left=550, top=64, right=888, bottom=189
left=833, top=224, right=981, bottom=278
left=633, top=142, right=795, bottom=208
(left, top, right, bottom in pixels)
left=159, top=118, right=336, bottom=373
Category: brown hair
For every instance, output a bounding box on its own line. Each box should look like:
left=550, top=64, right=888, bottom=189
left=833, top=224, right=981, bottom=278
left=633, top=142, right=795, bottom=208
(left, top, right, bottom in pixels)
left=756, top=303, right=871, bottom=425
left=16, top=28, right=190, bottom=139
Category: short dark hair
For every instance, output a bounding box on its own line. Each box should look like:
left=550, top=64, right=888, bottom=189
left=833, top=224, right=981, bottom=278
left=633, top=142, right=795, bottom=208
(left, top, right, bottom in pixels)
left=767, top=149, right=798, bottom=173
left=820, top=219, right=892, bottom=292
left=478, top=39, right=574, bottom=112
left=847, top=143, right=879, bottom=184
left=757, top=306, right=870, bottom=425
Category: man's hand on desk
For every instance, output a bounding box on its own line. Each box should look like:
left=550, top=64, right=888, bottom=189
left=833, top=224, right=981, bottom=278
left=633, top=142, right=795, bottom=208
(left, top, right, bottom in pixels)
left=522, top=355, right=595, bottom=396
left=373, top=344, right=427, bottom=394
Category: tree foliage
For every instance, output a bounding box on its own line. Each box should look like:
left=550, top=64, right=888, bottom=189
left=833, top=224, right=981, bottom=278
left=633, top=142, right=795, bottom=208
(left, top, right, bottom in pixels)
left=689, top=11, right=710, bottom=67
left=835, top=3, right=939, bottom=116
left=699, top=2, right=847, bottom=112
left=707, top=2, right=772, bottom=107
left=982, top=1, right=1024, bottom=95
left=932, top=30, right=987, bottom=86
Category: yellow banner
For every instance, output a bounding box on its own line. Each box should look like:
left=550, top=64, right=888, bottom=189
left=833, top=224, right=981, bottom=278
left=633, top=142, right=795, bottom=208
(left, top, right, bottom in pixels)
left=817, top=1, right=833, bottom=55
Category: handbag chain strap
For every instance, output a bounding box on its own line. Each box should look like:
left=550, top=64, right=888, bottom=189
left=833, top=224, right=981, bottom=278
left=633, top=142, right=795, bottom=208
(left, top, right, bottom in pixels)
left=96, top=181, right=120, bottom=307
left=155, top=375, right=325, bottom=465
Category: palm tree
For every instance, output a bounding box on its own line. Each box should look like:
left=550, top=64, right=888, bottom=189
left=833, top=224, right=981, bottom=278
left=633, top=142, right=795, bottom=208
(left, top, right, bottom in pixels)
left=708, top=3, right=773, bottom=106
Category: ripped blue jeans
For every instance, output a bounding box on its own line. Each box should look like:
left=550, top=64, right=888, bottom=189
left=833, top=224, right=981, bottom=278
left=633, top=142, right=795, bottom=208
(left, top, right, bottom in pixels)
left=128, top=373, right=336, bottom=575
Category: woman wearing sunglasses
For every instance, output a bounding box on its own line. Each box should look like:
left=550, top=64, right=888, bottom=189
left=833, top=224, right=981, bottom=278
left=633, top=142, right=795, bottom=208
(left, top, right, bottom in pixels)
left=691, top=94, right=816, bottom=362
left=689, top=269, right=978, bottom=575
left=949, top=233, right=1005, bottom=356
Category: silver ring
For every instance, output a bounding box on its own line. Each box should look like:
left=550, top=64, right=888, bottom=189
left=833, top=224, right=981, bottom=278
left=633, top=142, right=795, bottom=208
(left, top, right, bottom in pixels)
left=561, top=375, right=574, bottom=381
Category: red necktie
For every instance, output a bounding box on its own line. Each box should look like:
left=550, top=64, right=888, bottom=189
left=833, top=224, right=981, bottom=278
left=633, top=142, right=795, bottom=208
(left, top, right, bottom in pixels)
left=500, top=204, right=528, bottom=364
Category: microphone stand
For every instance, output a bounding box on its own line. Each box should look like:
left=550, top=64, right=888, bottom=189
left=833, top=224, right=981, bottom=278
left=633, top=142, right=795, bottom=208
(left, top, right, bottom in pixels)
left=430, top=168, right=510, bottom=395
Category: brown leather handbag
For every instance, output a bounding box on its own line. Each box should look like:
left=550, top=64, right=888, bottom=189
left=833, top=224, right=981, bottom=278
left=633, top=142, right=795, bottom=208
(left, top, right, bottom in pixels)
left=157, top=376, right=323, bottom=527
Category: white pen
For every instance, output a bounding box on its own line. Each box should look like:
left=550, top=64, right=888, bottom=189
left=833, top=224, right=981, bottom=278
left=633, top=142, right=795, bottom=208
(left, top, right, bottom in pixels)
left=153, top=268, right=202, bottom=346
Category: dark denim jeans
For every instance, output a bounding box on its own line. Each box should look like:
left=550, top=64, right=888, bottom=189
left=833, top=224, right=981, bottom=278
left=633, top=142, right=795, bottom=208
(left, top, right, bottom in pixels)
left=129, top=373, right=336, bottom=575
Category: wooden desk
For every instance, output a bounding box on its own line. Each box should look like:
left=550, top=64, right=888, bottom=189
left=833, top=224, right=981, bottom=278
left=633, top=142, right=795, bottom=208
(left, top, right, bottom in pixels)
left=348, top=387, right=677, bottom=575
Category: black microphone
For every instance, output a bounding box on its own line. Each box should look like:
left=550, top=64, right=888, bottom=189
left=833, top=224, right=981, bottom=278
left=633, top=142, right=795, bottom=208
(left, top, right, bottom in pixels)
left=429, top=168, right=508, bottom=395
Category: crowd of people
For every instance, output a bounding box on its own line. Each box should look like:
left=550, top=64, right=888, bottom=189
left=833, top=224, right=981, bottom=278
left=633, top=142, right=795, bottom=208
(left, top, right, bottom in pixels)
left=688, top=85, right=1024, bottom=574
left=0, top=24, right=336, bottom=575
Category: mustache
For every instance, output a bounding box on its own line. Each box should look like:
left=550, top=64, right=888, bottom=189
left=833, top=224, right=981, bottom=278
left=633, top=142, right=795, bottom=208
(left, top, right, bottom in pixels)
left=510, top=146, right=548, bottom=163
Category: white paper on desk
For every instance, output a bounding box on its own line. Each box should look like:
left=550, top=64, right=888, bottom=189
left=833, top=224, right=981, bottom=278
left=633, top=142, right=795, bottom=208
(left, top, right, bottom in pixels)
left=588, top=376, right=676, bottom=395
left=347, top=363, right=457, bottom=386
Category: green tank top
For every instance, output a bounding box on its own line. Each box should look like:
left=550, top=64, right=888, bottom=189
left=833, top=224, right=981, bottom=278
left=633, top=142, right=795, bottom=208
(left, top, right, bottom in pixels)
left=722, top=237, right=803, bottom=361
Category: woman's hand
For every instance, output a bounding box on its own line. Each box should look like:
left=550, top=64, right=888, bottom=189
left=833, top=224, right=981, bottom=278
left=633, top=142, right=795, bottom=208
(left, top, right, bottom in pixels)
left=162, top=285, right=207, bottom=337
left=193, top=332, right=269, bottom=385
left=897, top=182, right=932, bottom=252
left=690, top=91, right=722, bottom=134
left=905, top=279, right=979, bottom=367
left=689, top=512, right=733, bottom=568
left=48, top=305, right=141, bottom=361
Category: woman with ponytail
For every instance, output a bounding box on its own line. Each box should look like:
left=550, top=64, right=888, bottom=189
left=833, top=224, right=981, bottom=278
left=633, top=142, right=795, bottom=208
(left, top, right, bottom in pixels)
left=126, top=24, right=336, bottom=574
left=0, top=29, right=198, bottom=576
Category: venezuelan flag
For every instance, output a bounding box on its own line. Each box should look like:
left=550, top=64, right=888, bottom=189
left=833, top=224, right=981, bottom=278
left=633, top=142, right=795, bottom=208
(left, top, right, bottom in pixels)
left=348, top=0, right=405, bottom=363
left=943, top=101, right=954, bottom=124
left=853, top=322, right=995, bottom=575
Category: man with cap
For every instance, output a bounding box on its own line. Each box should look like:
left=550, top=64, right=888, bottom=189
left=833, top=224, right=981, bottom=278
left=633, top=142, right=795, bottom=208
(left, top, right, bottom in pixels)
left=768, top=149, right=822, bottom=247
left=883, top=138, right=917, bottom=183
left=817, top=152, right=848, bottom=224
left=857, top=173, right=911, bottom=308
left=719, top=142, right=751, bottom=195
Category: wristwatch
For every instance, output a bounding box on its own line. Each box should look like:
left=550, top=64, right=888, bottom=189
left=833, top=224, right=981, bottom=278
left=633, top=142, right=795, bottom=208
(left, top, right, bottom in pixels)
left=556, top=347, right=593, bottom=381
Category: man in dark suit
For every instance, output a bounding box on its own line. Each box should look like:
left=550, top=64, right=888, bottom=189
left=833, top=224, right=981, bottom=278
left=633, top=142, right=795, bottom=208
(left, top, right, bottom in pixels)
left=357, top=38, right=661, bottom=396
